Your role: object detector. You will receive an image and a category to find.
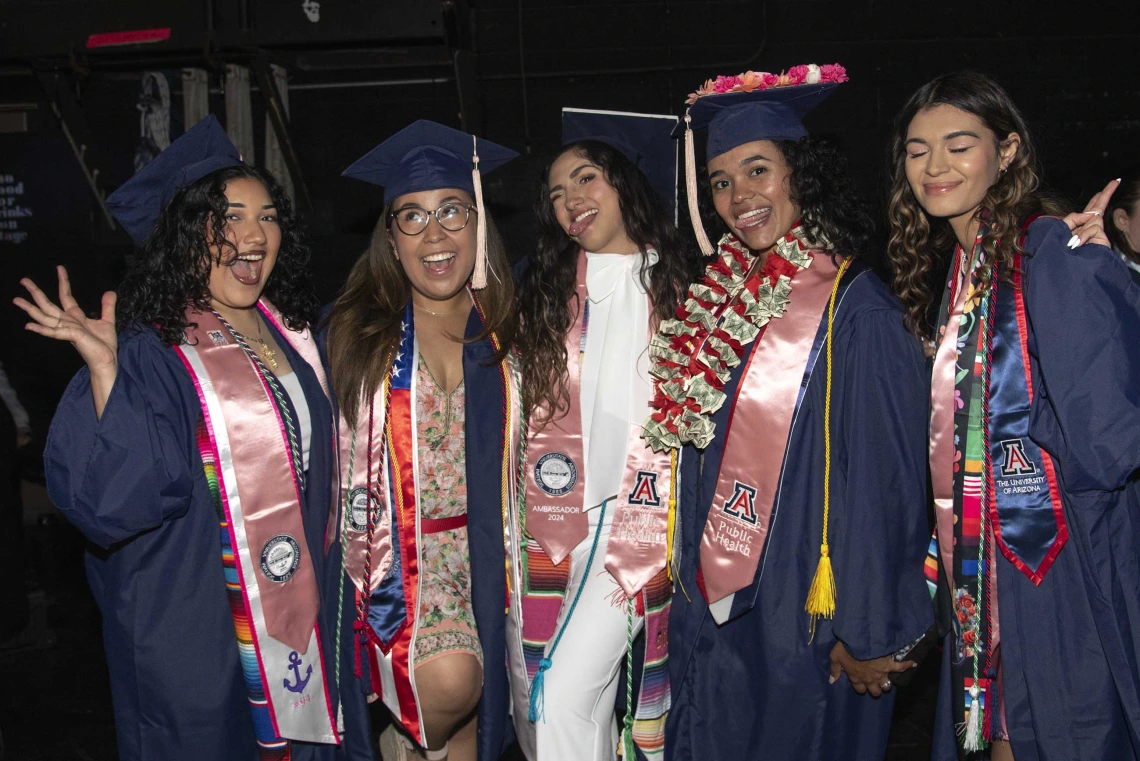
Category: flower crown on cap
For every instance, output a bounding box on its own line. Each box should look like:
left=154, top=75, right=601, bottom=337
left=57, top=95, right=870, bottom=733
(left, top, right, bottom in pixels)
left=685, top=63, right=849, bottom=105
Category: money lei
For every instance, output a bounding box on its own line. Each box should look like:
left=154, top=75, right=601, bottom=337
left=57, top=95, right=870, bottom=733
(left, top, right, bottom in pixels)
left=642, top=225, right=816, bottom=453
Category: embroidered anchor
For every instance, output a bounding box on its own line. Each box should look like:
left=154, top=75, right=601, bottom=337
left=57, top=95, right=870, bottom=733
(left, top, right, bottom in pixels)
left=283, top=650, right=312, bottom=694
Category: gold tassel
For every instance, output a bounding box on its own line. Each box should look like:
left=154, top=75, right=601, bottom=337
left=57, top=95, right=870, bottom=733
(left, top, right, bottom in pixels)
left=805, top=257, right=851, bottom=638
left=805, top=543, right=836, bottom=635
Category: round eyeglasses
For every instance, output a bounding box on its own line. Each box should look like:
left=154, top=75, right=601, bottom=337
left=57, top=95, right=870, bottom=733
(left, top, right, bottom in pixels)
left=388, top=201, right=475, bottom=236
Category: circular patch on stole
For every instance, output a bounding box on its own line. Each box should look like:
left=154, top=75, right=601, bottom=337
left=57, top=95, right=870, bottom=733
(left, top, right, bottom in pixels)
left=534, top=452, right=578, bottom=497
left=347, top=487, right=370, bottom=533
left=260, top=534, right=301, bottom=582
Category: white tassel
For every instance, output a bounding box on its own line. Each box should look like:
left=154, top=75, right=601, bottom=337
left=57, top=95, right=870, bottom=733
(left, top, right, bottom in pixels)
left=471, top=135, right=489, bottom=289
left=684, top=111, right=715, bottom=257
left=960, top=685, right=986, bottom=752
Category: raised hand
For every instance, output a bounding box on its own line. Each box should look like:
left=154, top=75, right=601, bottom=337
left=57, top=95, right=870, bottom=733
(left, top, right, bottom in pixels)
left=1064, top=178, right=1120, bottom=249
left=15, top=266, right=119, bottom=416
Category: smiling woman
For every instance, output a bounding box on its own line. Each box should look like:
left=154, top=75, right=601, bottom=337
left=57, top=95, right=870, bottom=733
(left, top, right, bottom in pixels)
left=509, top=109, right=698, bottom=761
left=323, top=120, right=520, bottom=761
left=657, top=67, right=933, bottom=761
left=14, top=116, right=342, bottom=761
left=886, top=72, right=1140, bottom=761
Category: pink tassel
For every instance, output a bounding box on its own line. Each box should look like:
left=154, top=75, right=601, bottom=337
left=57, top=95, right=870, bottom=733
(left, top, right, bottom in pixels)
left=471, top=136, right=489, bottom=289
left=684, top=111, right=715, bottom=256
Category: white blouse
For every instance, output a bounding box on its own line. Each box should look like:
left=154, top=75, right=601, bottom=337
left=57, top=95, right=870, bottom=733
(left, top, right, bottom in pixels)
left=580, top=249, right=657, bottom=511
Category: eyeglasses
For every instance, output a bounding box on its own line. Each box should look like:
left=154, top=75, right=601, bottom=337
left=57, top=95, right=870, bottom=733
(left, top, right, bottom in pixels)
left=388, top=201, right=476, bottom=236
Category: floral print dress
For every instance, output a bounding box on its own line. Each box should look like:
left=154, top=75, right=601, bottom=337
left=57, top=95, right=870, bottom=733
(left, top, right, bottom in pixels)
left=413, top=359, right=482, bottom=666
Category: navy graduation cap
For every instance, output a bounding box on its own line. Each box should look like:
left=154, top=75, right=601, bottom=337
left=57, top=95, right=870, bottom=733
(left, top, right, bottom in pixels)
left=342, top=119, right=519, bottom=288
left=561, top=108, right=681, bottom=224
left=106, top=114, right=242, bottom=246
left=679, top=65, right=847, bottom=254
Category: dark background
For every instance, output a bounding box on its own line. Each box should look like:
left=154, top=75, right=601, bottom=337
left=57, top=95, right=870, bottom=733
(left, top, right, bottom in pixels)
left=0, top=1, right=1137, bottom=758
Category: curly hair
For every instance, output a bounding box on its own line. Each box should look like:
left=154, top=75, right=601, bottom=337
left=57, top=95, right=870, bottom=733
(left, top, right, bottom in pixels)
left=702, top=136, right=875, bottom=260
left=324, top=199, right=516, bottom=430
left=1107, top=163, right=1140, bottom=261
left=117, top=164, right=319, bottom=344
left=885, top=72, right=1066, bottom=338
left=516, top=140, right=702, bottom=426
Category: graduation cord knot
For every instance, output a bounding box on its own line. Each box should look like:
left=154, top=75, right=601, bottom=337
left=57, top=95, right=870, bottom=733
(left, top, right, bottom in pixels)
left=527, top=500, right=610, bottom=724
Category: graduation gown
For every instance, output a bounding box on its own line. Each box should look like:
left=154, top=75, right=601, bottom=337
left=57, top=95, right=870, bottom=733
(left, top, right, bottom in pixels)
left=666, top=263, right=933, bottom=761
left=44, top=324, right=341, bottom=761
left=319, top=307, right=513, bottom=761
left=932, top=218, right=1140, bottom=761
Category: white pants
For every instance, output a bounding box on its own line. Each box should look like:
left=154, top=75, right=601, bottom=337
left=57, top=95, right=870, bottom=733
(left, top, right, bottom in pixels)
left=510, top=506, right=645, bottom=761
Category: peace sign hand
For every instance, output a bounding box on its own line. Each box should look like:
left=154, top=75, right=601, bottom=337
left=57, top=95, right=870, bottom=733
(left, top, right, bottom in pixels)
left=1064, top=178, right=1120, bottom=249
left=14, top=266, right=119, bottom=416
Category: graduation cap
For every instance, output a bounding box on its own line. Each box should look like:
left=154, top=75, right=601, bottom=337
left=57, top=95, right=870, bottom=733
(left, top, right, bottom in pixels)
left=561, top=108, right=681, bottom=224
left=342, top=119, right=519, bottom=288
left=106, top=114, right=242, bottom=246
left=679, top=67, right=845, bottom=255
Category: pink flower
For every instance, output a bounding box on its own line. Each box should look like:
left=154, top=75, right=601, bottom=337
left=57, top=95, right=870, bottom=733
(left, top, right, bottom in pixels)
left=785, top=65, right=808, bottom=85
left=819, top=63, right=849, bottom=83
left=955, top=389, right=964, bottom=410
left=713, top=75, right=742, bottom=93
left=759, top=72, right=779, bottom=89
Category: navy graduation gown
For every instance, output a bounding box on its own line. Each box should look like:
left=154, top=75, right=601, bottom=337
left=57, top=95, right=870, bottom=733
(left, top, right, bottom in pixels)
left=318, top=307, right=513, bottom=761
left=44, top=324, right=339, bottom=761
left=666, top=263, right=933, bottom=761
left=932, top=218, right=1140, bottom=761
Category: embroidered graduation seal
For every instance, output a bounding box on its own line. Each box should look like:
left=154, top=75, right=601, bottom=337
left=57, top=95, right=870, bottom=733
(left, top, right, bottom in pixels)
left=260, top=534, right=301, bottom=582
left=534, top=452, right=578, bottom=497
left=347, top=487, right=370, bottom=533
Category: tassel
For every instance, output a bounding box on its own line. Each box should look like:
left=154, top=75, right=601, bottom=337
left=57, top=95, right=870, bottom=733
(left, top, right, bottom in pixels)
left=621, top=724, right=636, bottom=759
left=620, top=598, right=637, bottom=759
left=805, top=543, right=836, bottom=638
left=471, top=136, right=489, bottom=289
left=527, top=657, right=553, bottom=723
left=961, top=685, right=986, bottom=752
left=683, top=112, right=715, bottom=256
left=805, top=260, right=849, bottom=641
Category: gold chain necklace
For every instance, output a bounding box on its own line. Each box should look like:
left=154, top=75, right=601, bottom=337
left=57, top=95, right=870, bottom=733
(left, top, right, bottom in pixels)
left=250, top=317, right=278, bottom=370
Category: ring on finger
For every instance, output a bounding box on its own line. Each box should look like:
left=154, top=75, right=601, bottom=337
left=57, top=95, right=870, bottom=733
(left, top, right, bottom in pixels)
left=881, top=681, right=891, bottom=690
left=1088, top=209, right=1102, bottom=216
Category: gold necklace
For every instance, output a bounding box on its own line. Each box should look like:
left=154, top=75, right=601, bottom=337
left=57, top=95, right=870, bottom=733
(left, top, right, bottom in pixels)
left=252, top=318, right=278, bottom=370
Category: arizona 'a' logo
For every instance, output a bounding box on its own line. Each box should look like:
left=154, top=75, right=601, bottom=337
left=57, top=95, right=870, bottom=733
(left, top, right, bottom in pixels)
left=723, top=481, right=758, bottom=525
left=627, top=470, right=661, bottom=507
left=1000, top=438, right=1037, bottom=477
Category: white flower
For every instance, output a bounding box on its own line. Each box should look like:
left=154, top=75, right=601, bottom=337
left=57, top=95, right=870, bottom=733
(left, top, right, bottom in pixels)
left=805, top=64, right=821, bottom=85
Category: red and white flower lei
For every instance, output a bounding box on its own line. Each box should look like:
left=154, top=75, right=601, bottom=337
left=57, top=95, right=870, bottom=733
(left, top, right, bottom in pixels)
left=642, top=225, right=817, bottom=452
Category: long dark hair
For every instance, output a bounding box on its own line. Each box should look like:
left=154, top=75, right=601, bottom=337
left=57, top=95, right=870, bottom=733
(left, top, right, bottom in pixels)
left=517, top=140, right=701, bottom=425
left=325, top=199, right=516, bottom=429
left=117, top=164, right=318, bottom=344
left=885, top=71, right=1066, bottom=338
left=1107, top=163, right=1140, bottom=261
